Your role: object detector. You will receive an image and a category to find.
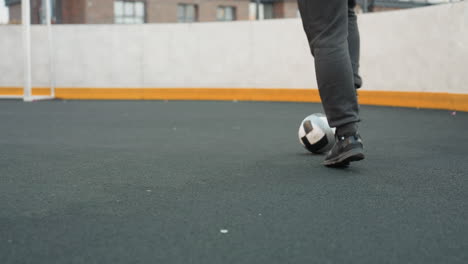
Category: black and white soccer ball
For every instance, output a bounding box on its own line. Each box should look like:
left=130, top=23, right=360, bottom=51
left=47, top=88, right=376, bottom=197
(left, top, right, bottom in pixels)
left=298, top=113, right=336, bottom=154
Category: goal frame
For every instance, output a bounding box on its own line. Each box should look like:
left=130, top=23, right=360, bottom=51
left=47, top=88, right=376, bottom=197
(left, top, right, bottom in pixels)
left=0, top=0, right=55, bottom=102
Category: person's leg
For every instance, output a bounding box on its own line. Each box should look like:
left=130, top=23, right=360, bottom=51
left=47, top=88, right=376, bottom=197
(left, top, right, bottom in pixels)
left=298, top=0, right=364, bottom=166
left=348, top=0, right=362, bottom=89
left=297, top=0, right=359, bottom=133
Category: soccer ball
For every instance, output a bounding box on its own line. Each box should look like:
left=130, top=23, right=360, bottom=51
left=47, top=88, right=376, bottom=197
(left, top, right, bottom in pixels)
left=298, top=113, right=335, bottom=154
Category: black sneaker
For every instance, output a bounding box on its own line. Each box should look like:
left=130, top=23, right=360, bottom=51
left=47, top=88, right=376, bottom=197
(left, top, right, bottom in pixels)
left=323, top=133, right=365, bottom=167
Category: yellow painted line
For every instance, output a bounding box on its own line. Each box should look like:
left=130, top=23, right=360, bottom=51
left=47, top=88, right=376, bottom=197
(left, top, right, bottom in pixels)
left=1, top=87, right=467, bottom=112
left=357, top=91, right=468, bottom=112
left=0, top=87, right=23, bottom=96
left=55, top=88, right=322, bottom=102
left=0, top=87, right=52, bottom=96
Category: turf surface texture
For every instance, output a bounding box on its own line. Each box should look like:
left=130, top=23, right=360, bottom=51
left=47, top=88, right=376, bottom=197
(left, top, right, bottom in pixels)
left=1, top=100, right=467, bottom=263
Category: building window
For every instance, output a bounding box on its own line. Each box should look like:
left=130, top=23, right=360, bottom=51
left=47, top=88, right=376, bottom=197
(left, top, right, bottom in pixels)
left=178, top=4, right=198, bottom=23
left=114, top=0, right=146, bottom=24
left=217, top=6, right=236, bottom=21
left=263, top=3, right=274, bottom=19
left=249, top=2, right=274, bottom=20
left=40, top=0, right=60, bottom=24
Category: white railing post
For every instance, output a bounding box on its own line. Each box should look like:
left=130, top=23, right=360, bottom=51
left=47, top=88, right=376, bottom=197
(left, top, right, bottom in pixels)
left=46, top=0, right=55, bottom=98
left=22, top=0, right=32, bottom=102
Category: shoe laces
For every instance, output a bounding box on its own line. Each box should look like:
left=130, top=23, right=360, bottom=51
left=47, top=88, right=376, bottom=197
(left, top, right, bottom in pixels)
left=337, top=133, right=359, bottom=141
left=337, top=135, right=346, bottom=141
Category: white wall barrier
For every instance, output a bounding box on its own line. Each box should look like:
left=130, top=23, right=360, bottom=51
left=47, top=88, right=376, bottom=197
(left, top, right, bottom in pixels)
left=0, top=1, right=467, bottom=94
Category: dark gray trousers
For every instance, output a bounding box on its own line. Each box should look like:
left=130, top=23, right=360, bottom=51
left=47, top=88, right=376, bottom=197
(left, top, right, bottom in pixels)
left=298, top=0, right=361, bottom=129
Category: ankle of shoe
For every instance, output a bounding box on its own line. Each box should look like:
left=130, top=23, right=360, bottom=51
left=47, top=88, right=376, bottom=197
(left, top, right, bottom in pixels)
left=336, top=122, right=358, bottom=138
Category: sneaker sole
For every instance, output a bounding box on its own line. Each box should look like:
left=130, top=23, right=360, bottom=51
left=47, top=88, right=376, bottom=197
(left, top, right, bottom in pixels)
left=323, top=149, right=365, bottom=167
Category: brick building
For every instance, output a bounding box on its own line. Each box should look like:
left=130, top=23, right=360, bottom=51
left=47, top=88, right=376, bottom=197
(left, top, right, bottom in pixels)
left=256, top=0, right=298, bottom=20
left=355, top=0, right=460, bottom=13
left=5, top=0, right=299, bottom=24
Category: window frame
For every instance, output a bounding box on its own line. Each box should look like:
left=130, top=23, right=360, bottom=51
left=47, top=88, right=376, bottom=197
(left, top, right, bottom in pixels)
left=114, top=0, right=147, bottom=24
left=217, top=5, right=237, bottom=21
left=177, top=3, right=199, bottom=23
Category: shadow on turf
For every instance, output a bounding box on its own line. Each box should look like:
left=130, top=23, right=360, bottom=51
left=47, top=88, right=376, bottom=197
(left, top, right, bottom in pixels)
left=295, top=152, right=365, bottom=171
